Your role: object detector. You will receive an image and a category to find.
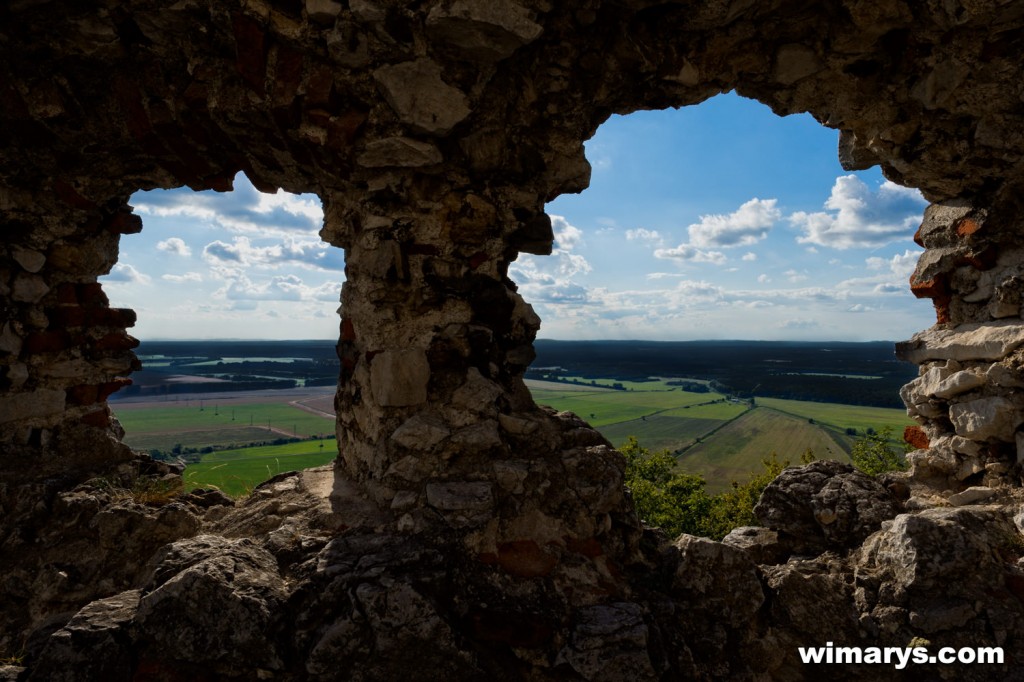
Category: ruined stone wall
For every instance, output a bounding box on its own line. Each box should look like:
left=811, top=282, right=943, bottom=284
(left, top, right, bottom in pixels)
left=3, top=0, right=1024, bottom=680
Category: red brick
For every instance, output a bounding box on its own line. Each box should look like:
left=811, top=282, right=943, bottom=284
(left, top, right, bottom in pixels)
left=77, top=283, right=109, bottom=307
left=66, top=384, right=99, bottom=406
left=56, top=284, right=78, bottom=305
left=25, top=331, right=69, bottom=354
left=85, top=307, right=137, bottom=328
left=92, top=332, right=140, bottom=352
left=468, top=252, right=488, bottom=270
left=79, top=408, right=111, bottom=428
left=305, top=65, right=335, bottom=108
left=325, top=110, right=367, bottom=151
left=495, top=540, right=558, bottom=579
left=341, top=318, right=356, bottom=341
left=53, top=179, right=97, bottom=210
left=232, top=12, right=268, bottom=92
left=50, top=306, right=87, bottom=328
left=566, top=536, right=603, bottom=558
left=113, top=75, right=153, bottom=142
left=904, top=425, right=930, bottom=450
left=910, top=276, right=947, bottom=300
left=956, top=217, right=982, bottom=237
left=98, top=378, right=132, bottom=401
left=273, top=43, right=304, bottom=105
left=105, top=211, right=143, bottom=235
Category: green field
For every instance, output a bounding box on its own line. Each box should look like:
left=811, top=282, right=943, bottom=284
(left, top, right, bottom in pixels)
left=131, top=379, right=914, bottom=499
left=528, top=382, right=914, bottom=493
left=756, top=397, right=914, bottom=435
left=678, top=408, right=849, bottom=493
left=115, top=402, right=335, bottom=452
left=184, top=440, right=338, bottom=497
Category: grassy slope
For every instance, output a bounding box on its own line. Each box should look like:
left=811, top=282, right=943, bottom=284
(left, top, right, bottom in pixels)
left=184, top=440, right=337, bottom=497
left=678, top=407, right=850, bottom=494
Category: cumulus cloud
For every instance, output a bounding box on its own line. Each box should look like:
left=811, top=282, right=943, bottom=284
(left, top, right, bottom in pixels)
left=757, top=274, right=772, bottom=284
left=790, top=175, right=927, bottom=249
left=687, top=198, right=780, bottom=247
left=653, top=244, right=727, bottom=265
left=105, top=263, right=150, bottom=284
left=626, top=228, right=663, bottom=244
left=551, top=215, right=584, bottom=250
left=156, top=237, right=191, bottom=257
left=162, top=272, right=203, bottom=283
left=784, top=269, right=809, bottom=283
left=202, top=236, right=344, bottom=271
left=218, top=273, right=341, bottom=303
left=510, top=216, right=594, bottom=306
left=866, top=249, right=919, bottom=278
left=132, top=173, right=323, bottom=237
left=741, top=252, right=758, bottom=262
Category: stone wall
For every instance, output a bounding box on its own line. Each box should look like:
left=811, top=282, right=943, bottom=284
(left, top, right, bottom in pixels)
left=3, top=0, right=1024, bottom=680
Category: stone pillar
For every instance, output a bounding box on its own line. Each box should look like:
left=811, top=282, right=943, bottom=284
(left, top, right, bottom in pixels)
left=897, top=200, right=1024, bottom=489
left=0, top=183, right=140, bottom=482
left=321, top=182, right=642, bottom=580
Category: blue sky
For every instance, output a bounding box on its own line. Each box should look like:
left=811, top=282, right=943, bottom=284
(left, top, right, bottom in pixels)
left=102, top=92, right=933, bottom=341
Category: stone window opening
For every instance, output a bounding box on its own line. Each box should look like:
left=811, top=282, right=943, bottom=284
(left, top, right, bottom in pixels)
left=93, top=172, right=344, bottom=489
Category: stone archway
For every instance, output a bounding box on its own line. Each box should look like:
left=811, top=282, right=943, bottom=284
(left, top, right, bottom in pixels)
left=3, top=1, right=1024, bottom=679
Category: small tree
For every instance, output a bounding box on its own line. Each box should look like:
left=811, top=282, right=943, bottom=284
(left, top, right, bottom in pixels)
left=851, top=426, right=907, bottom=476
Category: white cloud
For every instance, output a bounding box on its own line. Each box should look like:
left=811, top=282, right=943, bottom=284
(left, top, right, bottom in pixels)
left=653, top=244, right=727, bottom=265
left=217, top=273, right=341, bottom=303
left=105, top=263, right=151, bottom=284
left=132, top=173, right=323, bottom=238
left=757, top=274, right=772, bottom=284
left=162, top=272, right=203, bottom=283
left=741, top=252, right=757, bottom=262
left=784, top=269, right=809, bottom=283
left=866, top=249, right=919, bottom=278
left=202, top=236, right=343, bottom=271
left=687, top=198, right=780, bottom=247
left=156, top=237, right=191, bottom=257
left=790, top=175, right=927, bottom=249
left=626, top=228, right=663, bottom=244
left=510, top=216, right=594, bottom=305
left=551, top=215, right=584, bottom=250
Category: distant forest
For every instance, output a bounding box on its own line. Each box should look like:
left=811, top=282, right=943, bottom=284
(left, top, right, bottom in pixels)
left=121, top=339, right=917, bottom=409
left=530, top=339, right=917, bottom=409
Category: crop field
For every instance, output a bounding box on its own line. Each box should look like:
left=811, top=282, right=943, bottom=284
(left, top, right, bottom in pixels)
left=756, top=397, right=914, bottom=434
left=678, top=408, right=849, bottom=493
left=115, top=401, right=335, bottom=452
left=183, top=440, right=338, bottom=497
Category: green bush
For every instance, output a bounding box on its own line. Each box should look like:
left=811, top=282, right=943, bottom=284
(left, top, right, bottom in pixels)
left=622, top=437, right=811, bottom=541
left=850, top=426, right=908, bottom=476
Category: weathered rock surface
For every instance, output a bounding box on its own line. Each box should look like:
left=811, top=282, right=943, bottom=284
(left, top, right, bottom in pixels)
left=5, top=0, right=1024, bottom=679
left=754, top=460, right=901, bottom=553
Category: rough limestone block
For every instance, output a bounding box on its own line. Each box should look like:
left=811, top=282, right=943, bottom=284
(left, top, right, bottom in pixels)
left=12, top=274, right=49, bottom=303
left=370, top=350, right=429, bottom=407
left=373, top=59, right=470, bottom=135
left=932, top=370, right=985, bottom=399
left=896, top=320, right=1024, bottom=364
left=949, top=397, right=1022, bottom=441
left=391, top=414, right=450, bottom=450
left=357, top=137, right=443, bottom=168
left=426, top=1, right=543, bottom=61
left=947, top=486, right=995, bottom=506
left=425, top=481, right=492, bottom=511
left=305, top=0, right=341, bottom=24
left=12, top=247, right=45, bottom=273
left=0, top=388, right=65, bottom=424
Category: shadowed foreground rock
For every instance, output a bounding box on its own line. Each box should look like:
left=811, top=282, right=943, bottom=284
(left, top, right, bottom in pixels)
left=5, top=0, right=1024, bottom=679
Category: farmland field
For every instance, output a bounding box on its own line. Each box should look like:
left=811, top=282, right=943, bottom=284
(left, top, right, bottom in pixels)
left=678, top=408, right=849, bottom=493
left=115, top=401, right=335, bottom=452
left=183, top=440, right=337, bottom=497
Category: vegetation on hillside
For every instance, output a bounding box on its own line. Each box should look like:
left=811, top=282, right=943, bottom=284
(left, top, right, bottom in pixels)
left=849, top=426, right=909, bottom=475
left=622, top=435, right=813, bottom=541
